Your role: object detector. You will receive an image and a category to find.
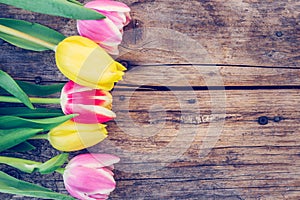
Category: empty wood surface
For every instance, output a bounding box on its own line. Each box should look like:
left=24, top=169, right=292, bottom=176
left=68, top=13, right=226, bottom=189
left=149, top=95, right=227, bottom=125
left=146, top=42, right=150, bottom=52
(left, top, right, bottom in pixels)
left=0, top=0, right=300, bottom=200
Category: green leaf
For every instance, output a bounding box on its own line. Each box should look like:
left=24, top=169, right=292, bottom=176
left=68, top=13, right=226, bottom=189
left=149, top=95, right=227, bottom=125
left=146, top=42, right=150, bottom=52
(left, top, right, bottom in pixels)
left=0, top=171, right=75, bottom=200
left=0, top=0, right=105, bottom=20
left=0, top=70, right=33, bottom=109
left=0, top=107, right=63, bottom=118
left=0, top=156, right=40, bottom=173
left=0, top=115, right=76, bottom=131
left=67, top=0, right=83, bottom=6
left=39, top=153, right=69, bottom=174
left=0, top=154, right=67, bottom=174
left=16, top=81, right=65, bottom=96
left=0, top=32, right=49, bottom=51
left=0, top=128, right=42, bottom=152
left=0, top=81, right=64, bottom=96
left=0, top=18, right=65, bottom=51
left=7, top=141, right=36, bottom=152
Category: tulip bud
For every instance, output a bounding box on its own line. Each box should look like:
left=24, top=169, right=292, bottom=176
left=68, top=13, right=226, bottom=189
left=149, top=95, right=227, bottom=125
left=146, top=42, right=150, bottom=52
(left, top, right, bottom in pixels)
left=63, top=153, right=120, bottom=200
left=61, top=81, right=116, bottom=124
left=48, top=120, right=107, bottom=152
left=77, top=0, right=131, bottom=55
left=55, top=36, right=126, bottom=91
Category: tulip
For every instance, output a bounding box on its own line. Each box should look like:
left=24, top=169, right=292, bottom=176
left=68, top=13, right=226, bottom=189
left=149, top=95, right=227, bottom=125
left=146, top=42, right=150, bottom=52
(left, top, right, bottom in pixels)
left=48, top=120, right=107, bottom=152
left=77, top=0, right=131, bottom=55
left=55, top=36, right=126, bottom=91
left=61, top=81, right=116, bottom=123
left=63, top=153, right=120, bottom=200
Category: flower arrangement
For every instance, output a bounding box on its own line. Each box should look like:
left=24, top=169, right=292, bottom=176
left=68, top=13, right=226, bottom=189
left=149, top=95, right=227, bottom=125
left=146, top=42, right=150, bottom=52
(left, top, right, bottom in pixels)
left=0, top=0, right=131, bottom=199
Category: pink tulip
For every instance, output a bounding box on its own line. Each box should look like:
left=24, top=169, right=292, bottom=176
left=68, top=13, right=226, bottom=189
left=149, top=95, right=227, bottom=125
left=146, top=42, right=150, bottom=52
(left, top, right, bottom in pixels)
left=60, top=81, right=116, bottom=123
left=63, top=154, right=120, bottom=200
left=77, top=0, right=131, bottom=55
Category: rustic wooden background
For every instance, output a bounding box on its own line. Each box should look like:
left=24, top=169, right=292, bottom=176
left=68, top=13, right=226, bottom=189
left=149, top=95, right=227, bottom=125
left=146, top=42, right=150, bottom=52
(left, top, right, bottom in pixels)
left=1, top=0, right=300, bottom=199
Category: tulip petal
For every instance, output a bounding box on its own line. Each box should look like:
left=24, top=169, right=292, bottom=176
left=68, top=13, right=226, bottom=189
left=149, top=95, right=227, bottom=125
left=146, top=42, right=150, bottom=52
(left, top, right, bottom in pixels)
left=64, top=183, right=89, bottom=200
left=100, top=44, right=120, bottom=55
left=100, top=62, right=126, bottom=83
left=48, top=120, right=107, bottom=151
left=85, top=0, right=130, bottom=13
left=63, top=82, right=113, bottom=106
left=60, top=81, right=116, bottom=123
left=77, top=18, right=122, bottom=44
left=70, top=104, right=116, bottom=123
left=62, top=80, right=95, bottom=94
left=95, top=61, right=126, bottom=91
left=63, top=153, right=119, bottom=200
left=99, top=10, right=128, bottom=30
left=68, top=153, right=120, bottom=169
left=76, top=0, right=131, bottom=55
left=56, top=36, right=125, bottom=90
left=89, top=193, right=109, bottom=199
left=66, top=90, right=111, bottom=107
left=64, top=166, right=116, bottom=193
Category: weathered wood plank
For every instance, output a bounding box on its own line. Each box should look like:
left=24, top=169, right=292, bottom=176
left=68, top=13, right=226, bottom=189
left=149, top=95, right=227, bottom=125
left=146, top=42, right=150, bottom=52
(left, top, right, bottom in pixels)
left=88, top=89, right=300, bottom=199
left=0, top=84, right=299, bottom=199
left=120, top=65, right=300, bottom=87
left=112, top=89, right=299, bottom=114
left=0, top=0, right=299, bottom=67
left=2, top=63, right=300, bottom=87
left=0, top=0, right=300, bottom=199
left=98, top=89, right=300, bottom=159
left=2, top=89, right=300, bottom=199
left=119, top=0, right=300, bottom=66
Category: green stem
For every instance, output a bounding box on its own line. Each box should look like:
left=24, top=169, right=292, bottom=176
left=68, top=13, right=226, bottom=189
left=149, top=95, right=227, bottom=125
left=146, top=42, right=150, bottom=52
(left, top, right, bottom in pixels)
left=30, top=97, right=61, bottom=104
left=0, top=156, right=66, bottom=175
left=55, top=168, right=65, bottom=175
left=0, top=96, right=60, bottom=104
left=29, top=134, right=49, bottom=140
left=0, top=24, right=57, bottom=51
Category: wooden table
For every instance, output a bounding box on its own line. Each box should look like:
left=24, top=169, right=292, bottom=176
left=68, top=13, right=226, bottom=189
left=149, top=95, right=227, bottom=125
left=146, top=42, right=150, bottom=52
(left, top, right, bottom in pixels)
left=1, top=0, right=300, bottom=199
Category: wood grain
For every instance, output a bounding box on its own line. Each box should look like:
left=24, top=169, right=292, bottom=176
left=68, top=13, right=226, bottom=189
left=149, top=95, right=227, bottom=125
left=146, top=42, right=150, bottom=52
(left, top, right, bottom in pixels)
left=0, top=0, right=299, bottom=67
left=2, top=64, right=300, bottom=88
left=92, top=89, right=300, bottom=199
left=119, top=0, right=300, bottom=66
left=0, top=0, right=300, bottom=199
left=2, top=89, right=300, bottom=199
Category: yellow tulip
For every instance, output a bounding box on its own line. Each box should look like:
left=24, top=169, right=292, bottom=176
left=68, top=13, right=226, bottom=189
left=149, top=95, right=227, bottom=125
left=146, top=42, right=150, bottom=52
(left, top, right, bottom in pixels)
left=55, top=36, right=126, bottom=91
left=48, top=120, right=107, bottom=152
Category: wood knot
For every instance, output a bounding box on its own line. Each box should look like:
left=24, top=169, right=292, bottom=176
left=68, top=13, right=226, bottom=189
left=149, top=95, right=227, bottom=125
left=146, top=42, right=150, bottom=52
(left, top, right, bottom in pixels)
left=275, top=31, right=283, bottom=37
left=119, top=95, right=126, bottom=101
left=34, top=76, right=42, bottom=84
left=258, top=116, right=268, bottom=125
left=123, top=18, right=145, bottom=46
left=187, top=99, right=196, bottom=104
left=257, top=116, right=283, bottom=125
left=119, top=60, right=132, bottom=70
